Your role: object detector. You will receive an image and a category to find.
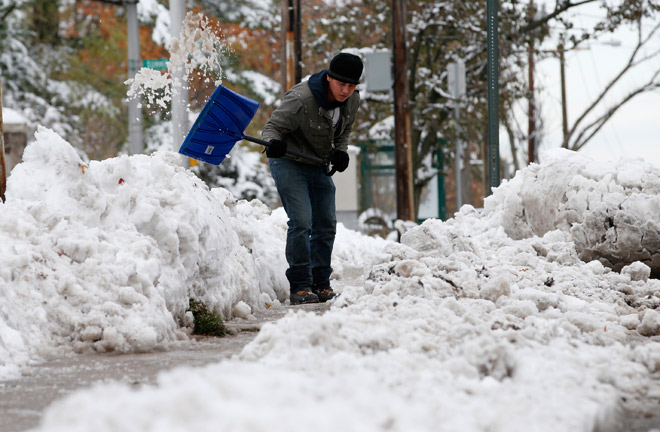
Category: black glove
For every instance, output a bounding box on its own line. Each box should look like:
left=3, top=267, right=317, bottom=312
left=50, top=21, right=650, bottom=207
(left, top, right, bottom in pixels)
left=266, top=139, right=287, bottom=158
left=330, top=150, right=349, bottom=172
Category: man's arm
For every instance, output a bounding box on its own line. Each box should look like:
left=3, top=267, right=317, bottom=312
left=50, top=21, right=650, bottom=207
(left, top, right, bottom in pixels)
left=261, top=90, right=304, bottom=142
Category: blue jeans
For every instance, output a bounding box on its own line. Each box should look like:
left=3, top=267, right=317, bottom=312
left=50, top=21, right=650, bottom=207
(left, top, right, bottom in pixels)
left=269, top=158, right=336, bottom=292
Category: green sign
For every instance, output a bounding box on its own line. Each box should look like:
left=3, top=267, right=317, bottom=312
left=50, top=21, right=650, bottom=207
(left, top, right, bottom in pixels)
left=142, top=58, right=168, bottom=70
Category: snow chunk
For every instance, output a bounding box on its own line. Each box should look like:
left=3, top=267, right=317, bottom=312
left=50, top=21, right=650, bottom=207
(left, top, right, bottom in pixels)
left=638, top=309, right=660, bottom=336
left=233, top=301, right=252, bottom=319
left=621, top=262, right=651, bottom=282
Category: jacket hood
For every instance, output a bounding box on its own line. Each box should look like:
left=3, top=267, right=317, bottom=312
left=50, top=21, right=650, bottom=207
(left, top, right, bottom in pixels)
left=307, top=70, right=345, bottom=110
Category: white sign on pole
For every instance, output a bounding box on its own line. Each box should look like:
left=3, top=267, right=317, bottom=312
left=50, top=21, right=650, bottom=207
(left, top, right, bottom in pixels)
left=365, top=51, right=392, bottom=92
left=447, top=59, right=466, bottom=101
left=448, top=58, right=466, bottom=210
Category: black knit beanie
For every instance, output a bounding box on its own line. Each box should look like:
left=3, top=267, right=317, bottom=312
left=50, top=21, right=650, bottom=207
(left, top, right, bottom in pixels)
left=327, top=53, right=363, bottom=84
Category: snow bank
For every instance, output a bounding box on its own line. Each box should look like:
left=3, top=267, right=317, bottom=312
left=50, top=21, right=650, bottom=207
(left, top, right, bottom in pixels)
left=0, top=128, right=386, bottom=378
left=1, top=127, right=261, bottom=360
left=4, top=133, right=660, bottom=431
left=485, top=148, right=660, bottom=276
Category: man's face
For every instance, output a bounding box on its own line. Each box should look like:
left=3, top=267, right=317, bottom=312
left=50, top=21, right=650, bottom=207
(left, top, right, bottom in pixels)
left=327, top=76, right=357, bottom=103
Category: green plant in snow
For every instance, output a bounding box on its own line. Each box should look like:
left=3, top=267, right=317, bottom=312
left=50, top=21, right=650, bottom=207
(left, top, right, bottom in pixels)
left=188, top=298, right=226, bottom=337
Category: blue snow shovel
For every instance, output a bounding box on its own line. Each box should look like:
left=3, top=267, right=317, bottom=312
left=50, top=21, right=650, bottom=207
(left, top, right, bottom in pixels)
left=178, top=84, right=336, bottom=175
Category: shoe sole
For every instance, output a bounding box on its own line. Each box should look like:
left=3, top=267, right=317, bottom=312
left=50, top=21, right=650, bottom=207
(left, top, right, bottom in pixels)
left=290, top=298, right=320, bottom=305
left=314, top=291, right=338, bottom=303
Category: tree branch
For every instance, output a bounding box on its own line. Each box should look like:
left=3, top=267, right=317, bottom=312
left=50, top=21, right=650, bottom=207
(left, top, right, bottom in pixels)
left=516, top=0, right=599, bottom=38
left=572, top=69, right=660, bottom=151
left=0, top=3, right=17, bottom=23
left=408, top=25, right=425, bottom=102
left=567, top=19, right=660, bottom=147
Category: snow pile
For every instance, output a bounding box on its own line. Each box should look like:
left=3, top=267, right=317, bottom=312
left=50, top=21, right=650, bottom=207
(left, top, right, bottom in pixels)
left=0, top=127, right=386, bottom=379
left=21, top=146, right=660, bottom=431
left=486, top=148, right=660, bottom=276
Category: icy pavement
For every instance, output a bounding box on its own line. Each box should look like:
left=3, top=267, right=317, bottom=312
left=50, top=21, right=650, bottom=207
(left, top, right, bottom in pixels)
left=0, top=303, right=329, bottom=432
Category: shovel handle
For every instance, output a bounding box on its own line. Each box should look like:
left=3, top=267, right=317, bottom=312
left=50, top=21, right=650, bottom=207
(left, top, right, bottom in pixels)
left=243, top=135, right=334, bottom=174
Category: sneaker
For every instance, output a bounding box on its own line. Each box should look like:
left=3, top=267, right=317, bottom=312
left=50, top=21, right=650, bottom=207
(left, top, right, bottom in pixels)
left=290, top=289, right=319, bottom=305
left=312, top=287, right=336, bottom=303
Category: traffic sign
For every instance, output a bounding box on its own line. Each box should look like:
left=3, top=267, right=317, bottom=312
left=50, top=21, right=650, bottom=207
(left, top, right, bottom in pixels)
left=142, top=58, right=168, bottom=70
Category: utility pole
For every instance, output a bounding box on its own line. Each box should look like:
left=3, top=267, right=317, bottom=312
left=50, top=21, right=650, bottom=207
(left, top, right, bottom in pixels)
left=392, top=0, right=414, bottom=222
left=454, top=65, right=462, bottom=210
left=486, top=0, right=500, bottom=195
left=559, top=39, right=569, bottom=148
left=170, top=0, right=189, bottom=160
left=92, top=0, right=143, bottom=154
left=0, top=76, right=6, bottom=203
left=126, top=0, right=143, bottom=155
left=281, top=0, right=302, bottom=93
left=554, top=37, right=618, bottom=150
left=527, top=0, right=536, bottom=164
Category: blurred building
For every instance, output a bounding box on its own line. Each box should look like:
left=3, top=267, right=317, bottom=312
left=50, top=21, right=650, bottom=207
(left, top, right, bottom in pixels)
left=334, top=146, right=361, bottom=230
left=2, top=108, right=29, bottom=173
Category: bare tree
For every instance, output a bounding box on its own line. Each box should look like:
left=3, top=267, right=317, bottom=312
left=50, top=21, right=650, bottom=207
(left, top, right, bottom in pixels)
left=510, top=1, right=660, bottom=156
left=565, top=19, right=660, bottom=151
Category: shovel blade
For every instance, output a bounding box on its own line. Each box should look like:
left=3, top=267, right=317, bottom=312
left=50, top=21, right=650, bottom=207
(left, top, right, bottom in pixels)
left=179, top=85, right=260, bottom=165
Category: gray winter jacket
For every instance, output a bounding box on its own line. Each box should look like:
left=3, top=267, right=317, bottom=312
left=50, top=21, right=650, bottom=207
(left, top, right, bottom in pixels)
left=261, top=73, right=360, bottom=165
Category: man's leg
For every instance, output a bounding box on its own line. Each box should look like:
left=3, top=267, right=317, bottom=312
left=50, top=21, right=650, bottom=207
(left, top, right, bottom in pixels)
left=269, top=159, right=318, bottom=304
left=310, top=168, right=337, bottom=301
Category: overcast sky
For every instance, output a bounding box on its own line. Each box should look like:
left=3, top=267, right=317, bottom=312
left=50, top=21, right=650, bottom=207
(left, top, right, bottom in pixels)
left=532, top=3, right=660, bottom=168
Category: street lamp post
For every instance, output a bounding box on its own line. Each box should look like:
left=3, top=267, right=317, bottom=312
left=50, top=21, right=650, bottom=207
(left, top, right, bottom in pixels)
left=170, top=0, right=189, bottom=161
left=93, top=0, right=143, bottom=155
left=125, top=0, right=143, bottom=155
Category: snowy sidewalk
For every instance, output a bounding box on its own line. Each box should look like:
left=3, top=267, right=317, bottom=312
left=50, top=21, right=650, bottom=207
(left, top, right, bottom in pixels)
left=0, top=303, right=329, bottom=432
left=3, top=299, right=660, bottom=432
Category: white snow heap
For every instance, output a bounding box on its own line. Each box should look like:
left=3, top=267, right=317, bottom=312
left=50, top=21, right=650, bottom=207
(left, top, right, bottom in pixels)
left=1, top=127, right=284, bottom=358
left=0, top=127, right=388, bottom=379
left=3, top=131, right=660, bottom=431
left=484, top=148, right=660, bottom=275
